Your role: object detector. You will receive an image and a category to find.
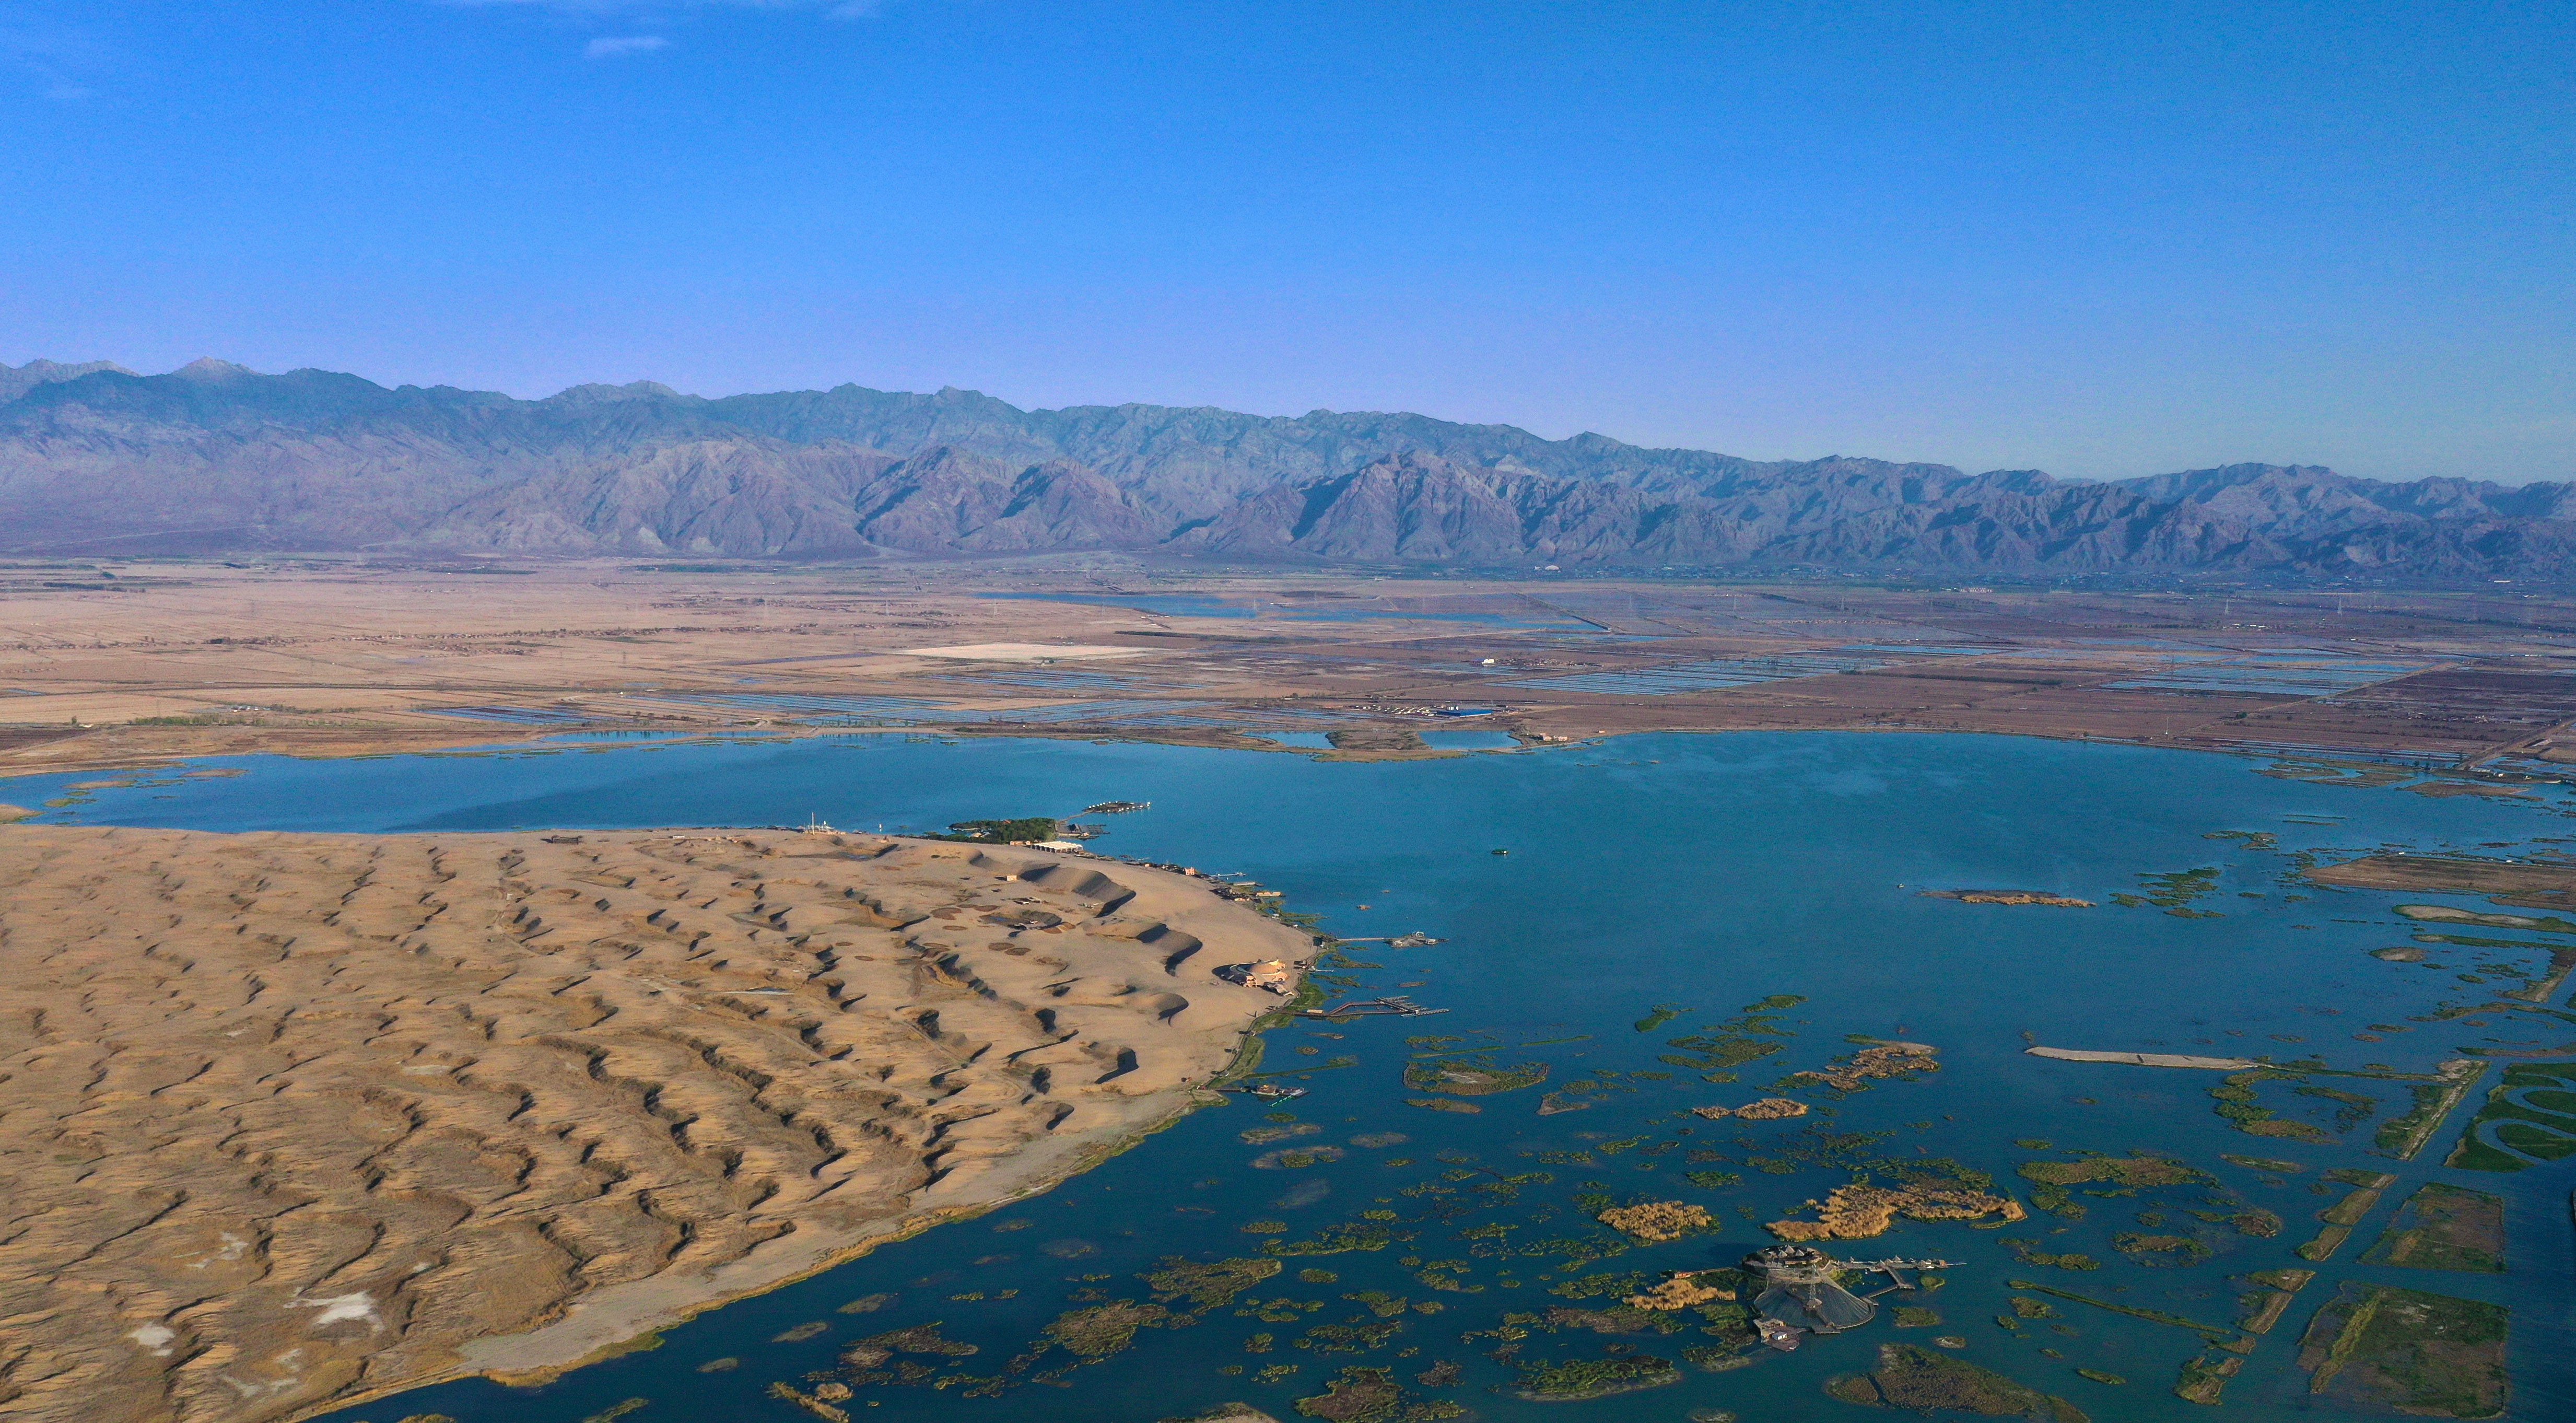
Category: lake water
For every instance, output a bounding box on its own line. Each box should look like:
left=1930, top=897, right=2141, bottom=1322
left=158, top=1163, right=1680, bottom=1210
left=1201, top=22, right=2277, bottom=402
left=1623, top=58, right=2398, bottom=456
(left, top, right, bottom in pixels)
left=16, top=731, right=2571, bottom=1423
left=1256, top=731, right=1338, bottom=749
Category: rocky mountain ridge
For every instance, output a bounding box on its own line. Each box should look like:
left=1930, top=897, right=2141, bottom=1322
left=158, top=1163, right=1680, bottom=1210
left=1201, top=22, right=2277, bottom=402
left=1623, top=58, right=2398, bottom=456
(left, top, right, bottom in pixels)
left=1, top=357, right=2567, bottom=577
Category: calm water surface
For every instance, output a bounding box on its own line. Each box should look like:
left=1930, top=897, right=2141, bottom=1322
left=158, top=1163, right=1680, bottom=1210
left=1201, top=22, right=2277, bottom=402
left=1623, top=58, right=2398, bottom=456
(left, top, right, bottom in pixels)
left=19, top=732, right=2573, bottom=1422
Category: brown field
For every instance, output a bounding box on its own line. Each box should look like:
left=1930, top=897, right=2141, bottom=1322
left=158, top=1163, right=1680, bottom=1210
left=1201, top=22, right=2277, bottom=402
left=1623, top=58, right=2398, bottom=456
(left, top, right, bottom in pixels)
left=6, top=559, right=2576, bottom=779
left=2307, top=854, right=2576, bottom=911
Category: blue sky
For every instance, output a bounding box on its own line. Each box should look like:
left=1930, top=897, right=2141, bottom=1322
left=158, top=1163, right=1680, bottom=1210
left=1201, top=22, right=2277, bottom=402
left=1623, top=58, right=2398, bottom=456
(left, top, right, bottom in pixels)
left=3, top=1, right=2569, bottom=482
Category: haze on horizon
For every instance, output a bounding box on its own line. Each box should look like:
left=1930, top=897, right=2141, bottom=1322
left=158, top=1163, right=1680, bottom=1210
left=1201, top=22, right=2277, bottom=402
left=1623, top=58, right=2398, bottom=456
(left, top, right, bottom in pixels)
left=4, top=0, right=2570, bottom=485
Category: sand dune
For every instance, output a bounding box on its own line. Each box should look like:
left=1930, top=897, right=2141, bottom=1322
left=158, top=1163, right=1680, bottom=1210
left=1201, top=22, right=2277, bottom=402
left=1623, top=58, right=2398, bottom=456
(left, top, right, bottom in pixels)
left=0, top=826, right=1312, bottom=1423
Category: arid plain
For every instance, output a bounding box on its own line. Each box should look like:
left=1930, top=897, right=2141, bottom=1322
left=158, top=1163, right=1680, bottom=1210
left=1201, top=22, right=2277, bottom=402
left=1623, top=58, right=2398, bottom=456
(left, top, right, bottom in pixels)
left=6, top=560, right=2576, bottom=782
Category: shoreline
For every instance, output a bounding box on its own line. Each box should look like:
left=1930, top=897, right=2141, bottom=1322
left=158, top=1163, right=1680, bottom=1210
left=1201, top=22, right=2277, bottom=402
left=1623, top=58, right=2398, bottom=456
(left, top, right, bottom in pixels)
left=0, top=715, right=2521, bottom=791
left=435, top=1083, right=1217, bottom=1395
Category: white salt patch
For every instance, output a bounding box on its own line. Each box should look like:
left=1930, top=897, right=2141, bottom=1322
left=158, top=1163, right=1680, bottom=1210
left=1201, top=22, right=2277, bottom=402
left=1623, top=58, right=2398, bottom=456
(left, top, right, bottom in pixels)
left=185, top=1231, right=250, bottom=1270
left=289, top=1292, right=382, bottom=1332
left=128, top=1324, right=175, bottom=1356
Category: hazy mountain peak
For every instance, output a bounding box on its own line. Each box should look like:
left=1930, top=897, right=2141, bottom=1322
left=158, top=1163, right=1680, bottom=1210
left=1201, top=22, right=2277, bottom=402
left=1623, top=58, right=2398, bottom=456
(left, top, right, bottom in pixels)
left=172, top=357, right=257, bottom=381
left=0, top=358, right=134, bottom=404
left=546, top=379, right=689, bottom=405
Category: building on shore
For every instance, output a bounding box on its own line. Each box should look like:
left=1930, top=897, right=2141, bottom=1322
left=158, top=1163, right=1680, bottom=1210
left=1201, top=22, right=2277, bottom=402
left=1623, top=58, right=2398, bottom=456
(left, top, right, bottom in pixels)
left=1744, top=1243, right=1877, bottom=1336
left=1215, top=960, right=1297, bottom=994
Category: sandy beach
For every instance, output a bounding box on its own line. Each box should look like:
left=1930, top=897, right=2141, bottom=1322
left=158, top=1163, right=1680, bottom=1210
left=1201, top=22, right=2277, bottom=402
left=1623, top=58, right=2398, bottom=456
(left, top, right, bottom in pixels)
left=0, top=824, right=1313, bottom=1423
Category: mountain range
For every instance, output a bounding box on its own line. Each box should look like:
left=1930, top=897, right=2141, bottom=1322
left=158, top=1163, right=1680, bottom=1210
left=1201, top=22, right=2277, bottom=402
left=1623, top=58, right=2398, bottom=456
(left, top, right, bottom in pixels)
left=1, top=357, right=2567, bottom=579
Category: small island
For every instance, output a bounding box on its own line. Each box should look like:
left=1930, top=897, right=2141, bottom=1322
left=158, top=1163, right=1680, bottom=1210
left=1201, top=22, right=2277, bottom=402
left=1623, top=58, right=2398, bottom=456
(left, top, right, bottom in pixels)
left=1918, top=889, right=2094, bottom=907
left=1512, top=1355, right=1683, bottom=1402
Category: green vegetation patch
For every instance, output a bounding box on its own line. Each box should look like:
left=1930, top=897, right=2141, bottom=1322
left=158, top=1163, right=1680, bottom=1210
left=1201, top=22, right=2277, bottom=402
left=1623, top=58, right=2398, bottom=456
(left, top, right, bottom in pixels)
left=1825, top=1344, right=2089, bottom=1421
left=2112, top=866, right=2222, bottom=916
left=2197, top=1206, right=2280, bottom=1237
left=2111, top=1233, right=2212, bottom=1267
left=2362, top=1184, right=2507, bottom=1272
left=1143, top=1257, right=1283, bottom=1310
left=1292, top=1364, right=1463, bottom=1421
left=1404, top=1097, right=1480, bottom=1114
left=1266, top=1218, right=1409, bottom=1257
left=1657, top=997, right=1803, bottom=1074
left=1509, top=1354, right=1681, bottom=1401
left=2446, top=1061, right=2576, bottom=1171
left=1401, top=1061, right=1548, bottom=1096
left=833, top=1323, right=981, bottom=1386
left=1544, top=1271, right=1651, bottom=1301
left=2208, top=1071, right=2332, bottom=1142
left=2293, top=1083, right=2380, bottom=1134
left=1038, top=1301, right=1173, bottom=1360
left=2294, top=1283, right=2508, bottom=1419
left=1543, top=1304, right=1682, bottom=1336
left=2378, top=1064, right=2489, bottom=1160
left=2016, top=1152, right=2211, bottom=1189
left=929, top=816, right=1060, bottom=844
left=1999, top=1240, right=2099, bottom=1271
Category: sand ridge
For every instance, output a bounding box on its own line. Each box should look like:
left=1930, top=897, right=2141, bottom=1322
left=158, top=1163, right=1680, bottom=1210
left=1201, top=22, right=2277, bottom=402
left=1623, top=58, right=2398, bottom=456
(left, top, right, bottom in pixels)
left=0, top=825, right=1313, bottom=1423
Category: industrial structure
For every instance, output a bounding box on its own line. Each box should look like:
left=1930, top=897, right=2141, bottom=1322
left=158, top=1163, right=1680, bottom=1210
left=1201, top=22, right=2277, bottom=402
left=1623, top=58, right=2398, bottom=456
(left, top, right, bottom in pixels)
left=1742, top=1245, right=1961, bottom=1350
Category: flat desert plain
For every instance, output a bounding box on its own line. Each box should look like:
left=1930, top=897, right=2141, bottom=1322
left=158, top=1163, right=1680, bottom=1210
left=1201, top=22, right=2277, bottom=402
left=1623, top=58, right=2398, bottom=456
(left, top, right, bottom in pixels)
left=6, top=562, right=2576, bottom=775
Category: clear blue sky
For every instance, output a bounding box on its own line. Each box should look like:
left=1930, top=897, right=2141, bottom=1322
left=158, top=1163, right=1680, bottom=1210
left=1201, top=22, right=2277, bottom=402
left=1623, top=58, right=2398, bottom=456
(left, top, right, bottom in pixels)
left=4, top=1, right=2569, bottom=482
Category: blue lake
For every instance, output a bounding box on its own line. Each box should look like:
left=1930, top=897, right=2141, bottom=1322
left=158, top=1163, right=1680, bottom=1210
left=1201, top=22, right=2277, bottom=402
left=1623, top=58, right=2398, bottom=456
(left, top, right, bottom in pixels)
left=16, top=731, right=2571, bottom=1422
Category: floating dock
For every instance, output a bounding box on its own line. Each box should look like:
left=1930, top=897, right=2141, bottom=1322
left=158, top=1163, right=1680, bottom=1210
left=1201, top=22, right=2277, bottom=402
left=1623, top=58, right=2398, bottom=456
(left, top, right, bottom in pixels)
left=1227, top=1082, right=1307, bottom=1101
left=1301, top=995, right=1448, bottom=1020
left=1843, top=1257, right=1962, bottom=1295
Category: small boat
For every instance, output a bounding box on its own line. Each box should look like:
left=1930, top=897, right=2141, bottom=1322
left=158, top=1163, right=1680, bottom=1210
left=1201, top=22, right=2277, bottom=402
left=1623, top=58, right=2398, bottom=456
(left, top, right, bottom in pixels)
left=1234, top=1083, right=1307, bottom=1102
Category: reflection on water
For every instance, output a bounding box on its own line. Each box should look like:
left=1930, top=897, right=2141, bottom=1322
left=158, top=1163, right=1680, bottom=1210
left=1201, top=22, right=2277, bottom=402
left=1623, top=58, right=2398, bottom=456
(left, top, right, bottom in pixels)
left=19, top=732, right=2572, bottom=1423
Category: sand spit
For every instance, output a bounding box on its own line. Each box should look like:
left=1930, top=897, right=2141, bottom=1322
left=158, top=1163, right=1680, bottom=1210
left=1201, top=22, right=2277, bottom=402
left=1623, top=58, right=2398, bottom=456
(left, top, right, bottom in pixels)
left=0, top=826, right=1313, bottom=1423
left=2308, top=852, right=2576, bottom=911
left=2025, top=1046, right=2261, bottom=1070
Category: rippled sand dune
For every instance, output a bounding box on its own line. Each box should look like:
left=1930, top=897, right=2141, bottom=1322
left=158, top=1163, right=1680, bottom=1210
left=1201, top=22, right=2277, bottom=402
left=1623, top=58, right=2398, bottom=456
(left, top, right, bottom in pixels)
left=0, top=826, right=1311, bottom=1423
